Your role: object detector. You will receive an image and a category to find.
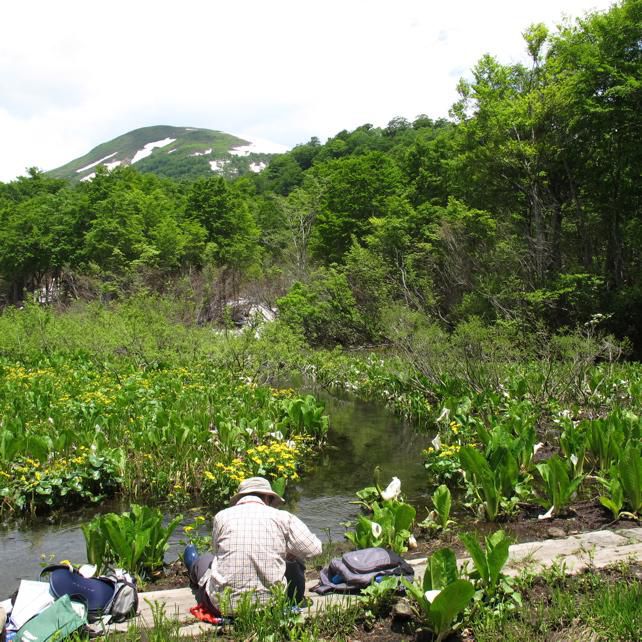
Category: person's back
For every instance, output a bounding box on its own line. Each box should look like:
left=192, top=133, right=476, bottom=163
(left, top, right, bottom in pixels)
left=191, top=478, right=322, bottom=612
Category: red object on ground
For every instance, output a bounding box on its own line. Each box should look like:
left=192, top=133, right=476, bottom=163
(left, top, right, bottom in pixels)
left=189, top=603, right=224, bottom=625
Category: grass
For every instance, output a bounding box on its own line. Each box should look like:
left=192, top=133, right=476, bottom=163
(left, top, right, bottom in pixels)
left=65, top=564, right=642, bottom=641
left=97, top=592, right=363, bottom=642
left=471, top=565, right=642, bottom=641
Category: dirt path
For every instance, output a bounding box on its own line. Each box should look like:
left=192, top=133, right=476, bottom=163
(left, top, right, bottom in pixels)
left=109, top=527, right=642, bottom=638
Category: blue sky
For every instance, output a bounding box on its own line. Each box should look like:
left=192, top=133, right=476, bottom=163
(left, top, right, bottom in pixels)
left=0, top=0, right=614, bottom=182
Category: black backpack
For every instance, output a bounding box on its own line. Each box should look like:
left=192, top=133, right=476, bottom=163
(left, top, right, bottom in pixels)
left=312, top=547, right=414, bottom=595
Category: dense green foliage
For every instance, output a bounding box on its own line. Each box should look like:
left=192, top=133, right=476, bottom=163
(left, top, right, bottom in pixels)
left=82, top=504, right=182, bottom=578
left=0, top=303, right=328, bottom=516
left=2, top=1, right=641, bottom=354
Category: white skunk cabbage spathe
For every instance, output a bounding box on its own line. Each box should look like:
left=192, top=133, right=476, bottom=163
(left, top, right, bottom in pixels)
left=425, top=589, right=441, bottom=603
left=380, top=476, right=402, bottom=501
left=436, top=407, right=450, bottom=423
left=371, top=521, right=383, bottom=538
left=538, top=505, right=555, bottom=520
left=407, top=534, right=417, bottom=549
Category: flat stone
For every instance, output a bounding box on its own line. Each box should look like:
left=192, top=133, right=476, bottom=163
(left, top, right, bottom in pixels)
left=509, top=538, right=579, bottom=561
left=615, top=528, right=642, bottom=544
left=178, top=621, right=223, bottom=637
left=391, top=598, right=414, bottom=620
left=547, top=527, right=566, bottom=538
left=109, top=587, right=195, bottom=632
left=573, top=530, right=629, bottom=548
left=590, top=543, right=642, bottom=569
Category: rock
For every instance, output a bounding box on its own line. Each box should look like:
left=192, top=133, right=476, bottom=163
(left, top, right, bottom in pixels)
left=547, top=527, right=566, bottom=538
left=392, top=598, right=414, bottom=621
left=415, top=627, right=434, bottom=642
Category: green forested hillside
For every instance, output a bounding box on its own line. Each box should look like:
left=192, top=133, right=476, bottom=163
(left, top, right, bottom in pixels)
left=2, top=0, right=641, bottom=353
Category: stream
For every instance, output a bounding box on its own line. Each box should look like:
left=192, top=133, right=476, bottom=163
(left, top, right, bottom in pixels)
left=0, top=389, right=431, bottom=595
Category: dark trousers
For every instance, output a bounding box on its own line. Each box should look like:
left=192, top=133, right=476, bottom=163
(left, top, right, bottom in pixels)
left=189, top=553, right=218, bottom=614
left=285, top=558, right=306, bottom=604
left=188, top=554, right=307, bottom=608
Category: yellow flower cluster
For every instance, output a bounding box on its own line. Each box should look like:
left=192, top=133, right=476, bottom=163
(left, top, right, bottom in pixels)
left=80, top=390, right=114, bottom=405
left=206, top=439, right=305, bottom=490
left=270, top=387, right=295, bottom=399
left=213, top=458, right=246, bottom=485
left=438, top=443, right=461, bottom=459
left=2, top=365, right=56, bottom=382
left=423, top=442, right=461, bottom=460
left=6, top=445, right=92, bottom=484
left=246, top=441, right=300, bottom=479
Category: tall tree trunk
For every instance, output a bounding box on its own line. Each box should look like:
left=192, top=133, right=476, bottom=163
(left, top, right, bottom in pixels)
left=564, top=160, right=592, bottom=271
left=606, top=203, right=623, bottom=289
left=529, top=180, right=547, bottom=285
left=550, top=201, right=562, bottom=274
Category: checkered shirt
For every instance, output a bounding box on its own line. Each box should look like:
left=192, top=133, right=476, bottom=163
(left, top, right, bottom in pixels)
left=205, top=496, right=322, bottom=608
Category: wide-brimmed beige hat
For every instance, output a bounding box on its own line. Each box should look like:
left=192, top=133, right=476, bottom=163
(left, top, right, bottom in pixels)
left=229, top=476, right=284, bottom=506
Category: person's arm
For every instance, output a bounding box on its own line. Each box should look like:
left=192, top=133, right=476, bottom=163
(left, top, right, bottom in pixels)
left=211, top=514, right=221, bottom=554
left=285, top=513, right=322, bottom=560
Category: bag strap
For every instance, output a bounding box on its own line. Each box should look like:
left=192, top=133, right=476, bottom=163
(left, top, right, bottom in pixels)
left=40, top=563, right=76, bottom=578
left=68, top=593, right=90, bottom=618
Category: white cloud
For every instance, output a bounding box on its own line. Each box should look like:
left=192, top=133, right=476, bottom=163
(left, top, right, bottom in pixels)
left=0, top=0, right=615, bottom=182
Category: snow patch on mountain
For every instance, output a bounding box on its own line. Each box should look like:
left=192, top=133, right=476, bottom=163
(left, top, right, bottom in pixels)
left=249, top=162, right=267, bottom=173
left=210, top=159, right=228, bottom=173
left=191, top=148, right=212, bottom=157
left=131, top=137, right=176, bottom=164
left=76, top=152, right=118, bottom=173
left=230, top=135, right=289, bottom=156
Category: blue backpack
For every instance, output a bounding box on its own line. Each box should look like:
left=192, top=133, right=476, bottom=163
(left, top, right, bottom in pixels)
left=40, top=565, right=138, bottom=623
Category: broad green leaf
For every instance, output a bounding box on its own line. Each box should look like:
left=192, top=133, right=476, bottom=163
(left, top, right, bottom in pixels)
left=433, top=485, right=451, bottom=528
left=620, top=446, right=642, bottom=513
left=486, top=530, right=509, bottom=586
left=599, top=496, right=622, bottom=519
left=429, top=579, right=475, bottom=637
left=459, top=532, right=489, bottom=583
left=460, top=446, right=498, bottom=520
left=427, top=548, right=458, bottom=591
left=393, top=502, right=416, bottom=532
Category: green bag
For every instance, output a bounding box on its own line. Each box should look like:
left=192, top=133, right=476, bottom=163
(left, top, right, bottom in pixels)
left=16, top=594, right=87, bottom=642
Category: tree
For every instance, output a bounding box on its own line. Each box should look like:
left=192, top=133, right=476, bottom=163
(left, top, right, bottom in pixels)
left=277, top=175, right=326, bottom=276
left=547, top=0, right=642, bottom=290
left=0, top=190, right=82, bottom=301
left=185, top=177, right=260, bottom=270
left=311, top=152, right=404, bottom=263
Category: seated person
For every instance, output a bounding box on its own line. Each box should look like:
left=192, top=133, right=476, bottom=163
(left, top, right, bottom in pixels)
left=186, top=476, right=322, bottom=614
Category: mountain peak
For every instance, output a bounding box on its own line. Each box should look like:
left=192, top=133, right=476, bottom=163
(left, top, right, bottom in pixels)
left=47, top=125, right=288, bottom=182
